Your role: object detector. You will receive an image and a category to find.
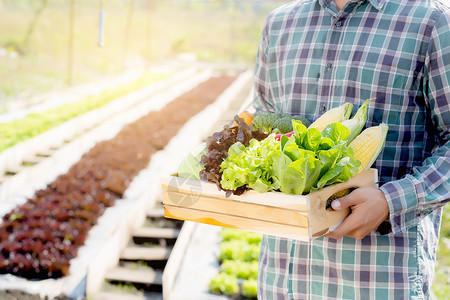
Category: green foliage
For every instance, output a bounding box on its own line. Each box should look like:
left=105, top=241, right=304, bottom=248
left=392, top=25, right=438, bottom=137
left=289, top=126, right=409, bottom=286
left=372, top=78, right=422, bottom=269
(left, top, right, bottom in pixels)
left=0, top=72, right=171, bottom=152
left=252, top=112, right=279, bottom=133
left=440, top=204, right=450, bottom=239
left=210, top=228, right=261, bottom=299
left=432, top=205, right=450, bottom=299
left=177, top=142, right=206, bottom=180
left=242, top=279, right=258, bottom=298
left=209, top=273, right=239, bottom=296
left=219, top=121, right=360, bottom=195
left=220, top=137, right=281, bottom=193
left=220, top=228, right=262, bottom=244
left=219, top=240, right=260, bottom=262
left=220, top=260, right=258, bottom=280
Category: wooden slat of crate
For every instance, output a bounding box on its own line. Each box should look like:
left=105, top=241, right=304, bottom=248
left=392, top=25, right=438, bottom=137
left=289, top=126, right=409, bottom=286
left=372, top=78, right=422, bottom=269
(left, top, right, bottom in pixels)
left=162, top=169, right=378, bottom=241
left=161, top=176, right=308, bottom=211
left=164, top=205, right=310, bottom=241
left=162, top=190, right=309, bottom=228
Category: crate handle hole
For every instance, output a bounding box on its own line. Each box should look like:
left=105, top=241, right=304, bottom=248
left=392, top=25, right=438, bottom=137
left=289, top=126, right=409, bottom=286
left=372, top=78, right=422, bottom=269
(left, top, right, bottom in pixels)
left=325, top=188, right=356, bottom=210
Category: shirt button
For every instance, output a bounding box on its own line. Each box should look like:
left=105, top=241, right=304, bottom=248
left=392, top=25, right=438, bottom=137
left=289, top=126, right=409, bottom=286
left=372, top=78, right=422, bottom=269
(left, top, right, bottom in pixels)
left=326, top=62, right=333, bottom=70
left=335, top=20, right=343, bottom=27
left=320, top=104, right=327, bottom=113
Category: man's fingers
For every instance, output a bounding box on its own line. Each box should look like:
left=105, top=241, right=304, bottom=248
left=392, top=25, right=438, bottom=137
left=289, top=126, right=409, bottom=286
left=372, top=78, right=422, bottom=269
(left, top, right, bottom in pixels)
left=325, top=212, right=361, bottom=239
left=331, top=188, right=364, bottom=210
left=326, top=186, right=389, bottom=240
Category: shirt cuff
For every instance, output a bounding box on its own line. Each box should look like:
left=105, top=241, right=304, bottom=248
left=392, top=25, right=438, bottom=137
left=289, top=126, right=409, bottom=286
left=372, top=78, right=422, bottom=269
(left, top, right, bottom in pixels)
left=379, top=176, right=419, bottom=234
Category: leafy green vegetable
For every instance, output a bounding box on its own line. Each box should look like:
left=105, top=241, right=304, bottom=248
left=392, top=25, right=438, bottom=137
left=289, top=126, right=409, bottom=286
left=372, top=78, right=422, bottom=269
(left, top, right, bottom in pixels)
left=220, top=136, right=281, bottom=193
left=341, top=98, right=373, bottom=144
left=219, top=119, right=360, bottom=195
left=321, top=122, right=351, bottom=144
left=177, top=142, right=206, bottom=180
left=200, top=115, right=268, bottom=196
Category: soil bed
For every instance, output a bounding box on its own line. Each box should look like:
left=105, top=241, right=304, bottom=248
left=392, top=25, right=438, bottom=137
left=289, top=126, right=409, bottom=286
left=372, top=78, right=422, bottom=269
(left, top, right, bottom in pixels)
left=0, top=74, right=237, bottom=280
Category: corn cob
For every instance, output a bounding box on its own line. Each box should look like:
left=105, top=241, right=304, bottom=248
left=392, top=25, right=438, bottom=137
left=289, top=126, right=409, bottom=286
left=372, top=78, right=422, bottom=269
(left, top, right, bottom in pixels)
left=341, top=98, right=374, bottom=144
left=329, top=189, right=352, bottom=201
left=327, top=123, right=388, bottom=205
left=309, top=103, right=353, bottom=132
left=326, top=188, right=354, bottom=208
left=349, top=123, right=389, bottom=173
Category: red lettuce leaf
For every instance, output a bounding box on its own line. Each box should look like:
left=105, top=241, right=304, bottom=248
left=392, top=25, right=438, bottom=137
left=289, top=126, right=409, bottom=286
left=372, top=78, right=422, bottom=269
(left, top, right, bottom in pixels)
left=199, top=116, right=268, bottom=195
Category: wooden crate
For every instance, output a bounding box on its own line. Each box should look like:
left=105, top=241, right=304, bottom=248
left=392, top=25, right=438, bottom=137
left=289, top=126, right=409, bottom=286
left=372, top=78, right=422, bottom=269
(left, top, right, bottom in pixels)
left=161, top=169, right=378, bottom=241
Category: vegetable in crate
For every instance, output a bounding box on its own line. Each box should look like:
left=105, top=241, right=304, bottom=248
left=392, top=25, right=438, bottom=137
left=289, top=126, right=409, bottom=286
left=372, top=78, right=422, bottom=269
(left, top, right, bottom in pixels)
left=220, top=120, right=360, bottom=195
left=177, top=142, right=206, bottom=180
left=274, top=98, right=372, bottom=142
left=199, top=115, right=268, bottom=195
left=349, top=123, right=389, bottom=173
left=232, top=110, right=254, bottom=126
left=327, top=123, right=389, bottom=204
left=252, top=112, right=311, bottom=133
left=339, top=98, right=374, bottom=144
left=220, top=136, right=281, bottom=193
left=308, top=102, right=353, bottom=132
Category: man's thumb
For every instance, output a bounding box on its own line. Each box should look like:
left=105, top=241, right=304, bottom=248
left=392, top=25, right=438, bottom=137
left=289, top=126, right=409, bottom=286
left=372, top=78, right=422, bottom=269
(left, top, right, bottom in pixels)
left=331, top=199, right=343, bottom=210
left=331, top=193, right=354, bottom=210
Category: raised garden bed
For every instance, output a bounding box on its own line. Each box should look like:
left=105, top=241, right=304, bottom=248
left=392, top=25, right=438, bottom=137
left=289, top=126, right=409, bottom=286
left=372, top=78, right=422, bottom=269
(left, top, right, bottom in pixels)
left=0, top=73, right=237, bottom=282
left=0, top=72, right=172, bottom=152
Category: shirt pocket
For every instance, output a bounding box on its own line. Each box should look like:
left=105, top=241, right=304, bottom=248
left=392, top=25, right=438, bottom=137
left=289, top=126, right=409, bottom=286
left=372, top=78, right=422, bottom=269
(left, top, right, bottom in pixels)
left=346, top=64, right=408, bottom=126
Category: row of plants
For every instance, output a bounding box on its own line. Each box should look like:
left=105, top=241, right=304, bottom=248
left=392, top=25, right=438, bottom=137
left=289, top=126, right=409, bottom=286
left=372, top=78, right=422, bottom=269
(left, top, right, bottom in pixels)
left=209, top=228, right=261, bottom=299
left=0, top=71, right=172, bottom=152
left=0, top=74, right=237, bottom=279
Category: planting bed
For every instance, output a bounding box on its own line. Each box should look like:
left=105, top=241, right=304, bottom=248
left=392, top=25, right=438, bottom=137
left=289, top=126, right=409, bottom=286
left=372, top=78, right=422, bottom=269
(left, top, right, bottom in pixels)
left=0, top=73, right=237, bottom=282
left=0, top=67, right=203, bottom=202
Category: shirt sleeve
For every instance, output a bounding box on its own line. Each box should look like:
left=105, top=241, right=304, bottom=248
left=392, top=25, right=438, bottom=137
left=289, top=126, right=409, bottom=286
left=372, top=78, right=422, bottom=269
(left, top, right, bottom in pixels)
left=253, top=18, right=275, bottom=114
left=379, top=10, right=450, bottom=234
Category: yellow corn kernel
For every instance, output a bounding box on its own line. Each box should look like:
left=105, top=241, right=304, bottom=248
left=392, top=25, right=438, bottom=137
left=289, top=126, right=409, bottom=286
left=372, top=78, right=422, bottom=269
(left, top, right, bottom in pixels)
left=309, top=103, right=353, bottom=132
left=329, top=188, right=351, bottom=200
left=349, top=124, right=388, bottom=173
left=327, top=188, right=352, bottom=209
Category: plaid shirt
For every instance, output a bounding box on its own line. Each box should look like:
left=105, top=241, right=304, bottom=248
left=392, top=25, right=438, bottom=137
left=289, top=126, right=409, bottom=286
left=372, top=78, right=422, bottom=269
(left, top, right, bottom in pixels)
left=253, top=0, right=450, bottom=299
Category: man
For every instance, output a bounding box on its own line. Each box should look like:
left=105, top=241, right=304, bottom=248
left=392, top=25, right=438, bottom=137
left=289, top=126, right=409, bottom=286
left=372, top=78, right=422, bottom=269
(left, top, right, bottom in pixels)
left=253, top=0, right=449, bottom=298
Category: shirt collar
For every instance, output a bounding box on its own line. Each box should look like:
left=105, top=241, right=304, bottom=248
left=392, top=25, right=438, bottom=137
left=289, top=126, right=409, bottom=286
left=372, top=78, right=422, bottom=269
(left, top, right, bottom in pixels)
left=318, top=0, right=387, bottom=11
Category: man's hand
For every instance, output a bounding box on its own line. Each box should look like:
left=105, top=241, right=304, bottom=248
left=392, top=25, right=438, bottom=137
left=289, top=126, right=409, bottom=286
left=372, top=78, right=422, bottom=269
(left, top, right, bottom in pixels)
left=325, top=186, right=389, bottom=240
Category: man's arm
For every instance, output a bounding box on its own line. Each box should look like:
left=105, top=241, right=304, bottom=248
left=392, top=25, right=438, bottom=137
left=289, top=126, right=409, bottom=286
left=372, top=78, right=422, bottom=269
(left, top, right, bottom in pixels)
left=380, top=10, right=450, bottom=235
left=327, top=10, right=450, bottom=239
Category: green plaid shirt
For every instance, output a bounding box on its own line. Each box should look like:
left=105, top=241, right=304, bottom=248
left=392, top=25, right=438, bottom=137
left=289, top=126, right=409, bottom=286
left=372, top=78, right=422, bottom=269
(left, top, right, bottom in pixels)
left=253, top=0, right=450, bottom=299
